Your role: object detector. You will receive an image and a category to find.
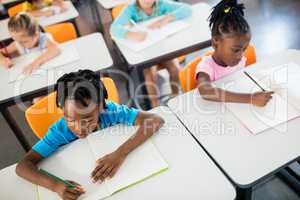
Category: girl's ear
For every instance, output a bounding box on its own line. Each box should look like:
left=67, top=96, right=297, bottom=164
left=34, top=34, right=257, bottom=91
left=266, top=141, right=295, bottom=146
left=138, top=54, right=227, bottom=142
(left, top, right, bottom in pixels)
left=212, top=36, right=220, bottom=50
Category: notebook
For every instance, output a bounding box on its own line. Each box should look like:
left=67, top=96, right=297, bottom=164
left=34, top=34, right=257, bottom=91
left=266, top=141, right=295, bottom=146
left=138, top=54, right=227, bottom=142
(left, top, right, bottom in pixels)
left=0, top=164, right=37, bottom=200
left=8, top=43, right=80, bottom=83
left=37, top=125, right=168, bottom=200
left=112, top=15, right=192, bottom=52
left=216, top=72, right=300, bottom=134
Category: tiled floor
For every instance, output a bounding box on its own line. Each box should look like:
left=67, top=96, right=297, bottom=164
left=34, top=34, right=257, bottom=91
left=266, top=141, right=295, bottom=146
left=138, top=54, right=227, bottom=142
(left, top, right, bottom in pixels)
left=0, top=0, right=299, bottom=199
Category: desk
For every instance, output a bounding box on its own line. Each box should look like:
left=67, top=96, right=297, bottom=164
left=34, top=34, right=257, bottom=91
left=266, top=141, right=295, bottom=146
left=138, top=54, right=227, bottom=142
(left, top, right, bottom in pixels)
left=168, top=49, right=300, bottom=199
left=96, top=0, right=132, bottom=9
left=0, top=106, right=236, bottom=200
left=0, top=33, right=113, bottom=151
left=0, top=164, right=37, bottom=200
left=0, top=1, right=79, bottom=42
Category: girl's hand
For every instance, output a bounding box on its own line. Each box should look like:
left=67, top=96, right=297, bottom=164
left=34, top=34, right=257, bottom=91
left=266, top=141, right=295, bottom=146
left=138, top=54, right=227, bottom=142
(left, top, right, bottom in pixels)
left=251, top=91, right=274, bottom=107
left=91, top=150, right=127, bottom=183
left=148, top=14, right=174, bottom=29
left=53, top=180, right=85, bottom=200
left=1, top=57, right=13, bottom=69
left=126, top=32, right=148, bottom=42
left=22, top=61, right=40, bottom=75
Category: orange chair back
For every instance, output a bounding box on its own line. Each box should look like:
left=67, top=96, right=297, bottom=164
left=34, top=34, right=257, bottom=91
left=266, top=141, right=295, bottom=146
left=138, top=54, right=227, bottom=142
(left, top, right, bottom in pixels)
left=8, top=3, right=24, bottom=17
left=179, top=45, right=256, bottom=93
left=111, top=4, right=127, bottom=20
left=44, top=23, right=77, bottom=43
left=25, top=77, right=120, bottom=139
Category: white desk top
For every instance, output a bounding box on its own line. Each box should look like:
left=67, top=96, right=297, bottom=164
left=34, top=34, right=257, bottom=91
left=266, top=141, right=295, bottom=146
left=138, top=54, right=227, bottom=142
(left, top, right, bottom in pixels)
left=168, top=49, right=300, bottom=187
left=109, top=106, right=235, bottom=200
left=113, top=2, right=211, bottom=66
left=96, top=0, right=133, bottom=9
left=0, top=32, right=113, bottom=103
left=0, top=164, right=37, bottom=200
left=0, top=1, right=79, bottom=41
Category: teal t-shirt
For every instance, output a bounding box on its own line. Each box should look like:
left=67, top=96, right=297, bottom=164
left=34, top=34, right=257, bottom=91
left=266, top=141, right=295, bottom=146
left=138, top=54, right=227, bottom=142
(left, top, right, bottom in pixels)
left=32, top=101, right=139, bottom=158
left=110, top=0, right=192, bottom=38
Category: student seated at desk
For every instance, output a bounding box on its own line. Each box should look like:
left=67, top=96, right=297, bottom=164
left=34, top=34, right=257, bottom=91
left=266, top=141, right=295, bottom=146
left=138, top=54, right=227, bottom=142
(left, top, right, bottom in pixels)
left=22, top=0, right=67, bottom=17
left=15, top=70, right=164, bottom=200
left=110, top=0, right=192, bottom=108
left=0, top=13, right=60, bottom=75
left=196, top=0, right=273, bottom=107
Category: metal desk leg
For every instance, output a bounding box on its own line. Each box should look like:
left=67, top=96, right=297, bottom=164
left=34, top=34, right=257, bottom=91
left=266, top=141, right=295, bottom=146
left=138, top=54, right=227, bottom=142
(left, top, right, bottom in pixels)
left=1, top=107, right=31, bottom=152
left=236, top=187, right=252, bottom=200
left=278, top=167, right=300, bottom=196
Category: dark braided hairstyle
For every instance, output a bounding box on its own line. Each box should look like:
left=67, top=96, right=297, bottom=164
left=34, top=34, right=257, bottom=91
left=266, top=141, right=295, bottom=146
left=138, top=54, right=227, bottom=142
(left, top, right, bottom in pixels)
left=55, top=70, right=108, bottom=109
left=208, top=0, right=250, bottom=37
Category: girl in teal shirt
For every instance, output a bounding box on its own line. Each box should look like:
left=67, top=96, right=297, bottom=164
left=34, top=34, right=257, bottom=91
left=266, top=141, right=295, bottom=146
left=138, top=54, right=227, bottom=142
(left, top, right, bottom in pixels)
left=111, top=0, right=192, bottom=107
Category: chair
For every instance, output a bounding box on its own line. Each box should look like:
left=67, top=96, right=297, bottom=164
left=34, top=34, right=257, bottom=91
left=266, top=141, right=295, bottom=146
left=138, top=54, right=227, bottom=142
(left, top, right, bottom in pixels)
left=179, top=45, right=256, bottom=93
left=111, top=3, right=127, bottom=20
left=44, top=23, right=77, bottom=43
left=8, top=3, right=24, bottom=17
left=25, top=77, right=120, bottom=139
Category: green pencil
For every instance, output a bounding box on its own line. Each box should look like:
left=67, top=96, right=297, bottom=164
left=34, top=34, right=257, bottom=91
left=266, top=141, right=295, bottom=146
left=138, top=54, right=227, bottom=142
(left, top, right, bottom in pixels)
left=39, top=169, right=76, bottom=188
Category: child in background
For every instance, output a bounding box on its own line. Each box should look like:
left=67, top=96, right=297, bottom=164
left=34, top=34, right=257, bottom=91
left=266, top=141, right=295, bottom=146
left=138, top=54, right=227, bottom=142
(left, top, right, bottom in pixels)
left=22, top=0, right=67, bottom=17
left=196, top=0, right=273, bottom=107
left=110, top=0, right=192, bottom=107
left=16, top=70, right=164, bottom=200
left=0, top=13, right=60, bottom=74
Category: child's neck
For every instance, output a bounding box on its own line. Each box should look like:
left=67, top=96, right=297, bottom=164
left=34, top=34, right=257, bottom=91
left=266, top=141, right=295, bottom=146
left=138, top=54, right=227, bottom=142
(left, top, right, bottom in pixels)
left=212, top=53, right=227, bottom=67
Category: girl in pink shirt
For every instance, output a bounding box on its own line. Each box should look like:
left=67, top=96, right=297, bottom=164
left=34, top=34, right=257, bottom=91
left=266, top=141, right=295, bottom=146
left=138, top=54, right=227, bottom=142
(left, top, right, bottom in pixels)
left=196, top=0, right=273, bottom=107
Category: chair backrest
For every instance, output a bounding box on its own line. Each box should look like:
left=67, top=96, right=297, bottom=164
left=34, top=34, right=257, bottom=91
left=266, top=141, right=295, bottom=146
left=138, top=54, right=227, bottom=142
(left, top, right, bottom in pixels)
left=111, top=4, right=127, bottom=20
left=25, top=77, right=120, bottom=139
left=179, top=45, right=256, bottom=93
left=44, top=23, right=77, bottom=43
left=8, top=3, right=24, bottom=17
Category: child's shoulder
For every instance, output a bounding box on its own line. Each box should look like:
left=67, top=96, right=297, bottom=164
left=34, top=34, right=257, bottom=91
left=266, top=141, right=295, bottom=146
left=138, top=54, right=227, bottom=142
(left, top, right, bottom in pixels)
left=197, top=55, right=215, bottom=67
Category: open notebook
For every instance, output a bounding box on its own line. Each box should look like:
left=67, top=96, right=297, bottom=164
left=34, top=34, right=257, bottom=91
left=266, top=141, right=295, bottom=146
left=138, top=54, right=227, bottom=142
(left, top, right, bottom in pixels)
left=112, top=15, right=192, bottom=52
left=8, top=42, right=80, bottom=83
left=0, top=164, right=37, bottom=200
left=216, top=68, right=300, bottom=135
left=37, top=125, right=168, bottom=200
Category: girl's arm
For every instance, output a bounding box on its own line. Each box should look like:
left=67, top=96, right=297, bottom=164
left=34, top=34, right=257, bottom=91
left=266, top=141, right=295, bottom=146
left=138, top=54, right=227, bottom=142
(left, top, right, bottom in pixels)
left=91, top=112, right=164, bottom=182
left=197, top=72, right=274, bottom=107
left=110, top=5, right=147, bottom=42
left=16, top=150, right=85, bottom=199
left=148, top=0, right=192, bottom=29
left=23, top=38, right=61, bottom=74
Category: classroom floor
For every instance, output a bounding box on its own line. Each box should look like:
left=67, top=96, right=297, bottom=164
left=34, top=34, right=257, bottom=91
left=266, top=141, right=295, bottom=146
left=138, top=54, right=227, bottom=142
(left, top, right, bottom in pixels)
left=0, top=0, right=300, bottom=199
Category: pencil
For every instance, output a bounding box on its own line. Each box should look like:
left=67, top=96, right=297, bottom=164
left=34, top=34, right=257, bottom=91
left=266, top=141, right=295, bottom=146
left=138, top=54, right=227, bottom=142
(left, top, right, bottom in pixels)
left=39, top=169, right=76, bottom=188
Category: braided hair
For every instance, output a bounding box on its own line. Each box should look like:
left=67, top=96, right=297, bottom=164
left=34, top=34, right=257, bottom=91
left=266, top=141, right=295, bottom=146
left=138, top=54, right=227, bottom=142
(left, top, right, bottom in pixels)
left=55, top=70, right=108, bottom=109
left=208, top=0, right=250, bottom=37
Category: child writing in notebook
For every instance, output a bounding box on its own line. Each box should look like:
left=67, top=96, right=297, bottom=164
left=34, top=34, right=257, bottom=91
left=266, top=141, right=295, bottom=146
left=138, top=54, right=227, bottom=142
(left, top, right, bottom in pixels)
left=0, top=13, right=60, bottom=74
left=110, top=0, right=192, bottom=107
left=196, top=0, right=273, bottom=107
left=22, top=0, right=67, bottom=17
left=16, top=70, right=164, bottom=200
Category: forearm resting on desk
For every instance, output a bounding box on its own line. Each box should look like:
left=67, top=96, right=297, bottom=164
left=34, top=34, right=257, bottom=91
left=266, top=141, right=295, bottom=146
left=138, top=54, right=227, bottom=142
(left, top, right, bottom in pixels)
left=16, top=150, right=58, bottom=192
left=197, top=72, right=274, bottom=106
left=118, top=112, right=164, bottom=156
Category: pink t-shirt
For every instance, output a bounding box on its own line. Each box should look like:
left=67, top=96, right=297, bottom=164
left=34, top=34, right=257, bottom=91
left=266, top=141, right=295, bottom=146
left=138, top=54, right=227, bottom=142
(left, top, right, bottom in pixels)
left=195, top=55, right=246, bottom=81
